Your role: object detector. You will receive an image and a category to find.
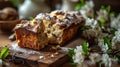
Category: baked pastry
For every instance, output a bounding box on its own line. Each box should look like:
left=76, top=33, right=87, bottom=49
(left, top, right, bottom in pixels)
left=14, top=20, right=48, bottom=50
left=14, top=10, right=85, bottom=50
left=35, top=10, right=85, bottom=45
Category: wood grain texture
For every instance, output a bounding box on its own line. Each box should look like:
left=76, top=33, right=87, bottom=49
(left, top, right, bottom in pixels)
left=1, top=31, right=120, bottom=67
left=0, top=30, right=84, bottom=67
left=0, top=31, right=11, bottom=46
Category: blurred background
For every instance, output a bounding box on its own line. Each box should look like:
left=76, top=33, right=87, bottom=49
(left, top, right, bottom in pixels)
left=0, top=0, right=120, bottom=67
left=0, top=0, right=120, bottom=32
left=0, top=0, right=120, bottom=17
left=0, top=0, right=120, bottom=12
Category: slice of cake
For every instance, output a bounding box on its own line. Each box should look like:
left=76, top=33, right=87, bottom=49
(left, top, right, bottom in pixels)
left=14, top=20, right=48, bottom=50
left=35, top=10, right=85, bottom=45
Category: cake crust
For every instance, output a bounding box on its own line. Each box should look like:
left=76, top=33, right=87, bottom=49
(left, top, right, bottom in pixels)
left=14, top=20, right=48, bottom=50
left=14, top=10, right=85, bottom=49
left=35, top=10, right=85, bottom=45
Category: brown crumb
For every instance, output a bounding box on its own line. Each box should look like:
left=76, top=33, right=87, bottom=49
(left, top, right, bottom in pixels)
left=50, top=45, right=61, bottom=51
left=50, top=54, right=55, bottom=58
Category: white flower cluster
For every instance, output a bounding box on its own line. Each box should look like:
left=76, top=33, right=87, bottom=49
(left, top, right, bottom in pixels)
left=89, top=47, right=112, bottom=67
left=82, top=18, right=103, bottom=40
left=72, top=46, right=85, bottom=65
left=80, top=0, right=94, bottom=19
left=112, top=30, right=120, bottom=49
left=98, top=38, right=112, bottom=67
left=89, top=53, right=112, bottom=67
left=101, top=54, right=112, bottom=67
left=86, top=18, right=98, bottom=29
left=73, top=43, right=112, bottom=67
left=69, top=0, right=119, bottom=67
left=96, top=9, right=108, bottom=21
left=98, top=39, right=109, bottom=52
left=110, top=14, right=120, bottom=30
left=89, top=53, right=101, bottom=64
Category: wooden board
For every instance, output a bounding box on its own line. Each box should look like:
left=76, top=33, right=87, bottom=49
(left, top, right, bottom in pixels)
left=0, top=31, right=11, bottom=46
left=1, top=31, right=120, bottom=67
left=0, top=30, right=84, bottom=67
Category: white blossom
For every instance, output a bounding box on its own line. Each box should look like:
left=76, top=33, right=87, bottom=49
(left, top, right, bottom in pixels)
left=98, top=39, right=109, bottom=52
left=86, top=18, right=98, bottom=29
left=80, top=0, right=94, bottom=19
left=110, top=14, right=120, bottom=30
left=0, top=59, right=2, bottom=64
left=82, top=18, right=104, bottom=41
left=89, top=53, right=101, bottom=64
left=101, top=54, right=112, bottom=67
left=96, top=9, right=108, bottom=21
left=112, top=30, right=120, bottom=49
left=72, top=46, right=85, bottom=65
left=85, top=18, right=102, bottom=33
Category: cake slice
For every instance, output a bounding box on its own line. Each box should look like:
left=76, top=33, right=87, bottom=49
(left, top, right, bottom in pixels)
left=14, top=20, right=48, bottom=50
left=35, top=10, right=85, bottom=45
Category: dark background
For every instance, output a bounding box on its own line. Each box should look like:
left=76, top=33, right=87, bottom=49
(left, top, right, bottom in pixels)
left=0, top=0, right=120, bottom=13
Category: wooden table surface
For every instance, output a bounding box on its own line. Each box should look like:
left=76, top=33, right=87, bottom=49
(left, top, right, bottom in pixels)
left=1, top=30, right=120, bottom=67
left=0, top=30, right=73, bottom=67
left=0, top=30, right=11, bottom=47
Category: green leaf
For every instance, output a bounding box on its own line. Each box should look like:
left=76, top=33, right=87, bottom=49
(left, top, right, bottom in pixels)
left=104, top=37, right=112, bottom=49
left=101, top=5, right=111, bottom=13
left=110, top=28, right=117, bottom=36
left=101, top=5, right=105, bottom=10
left=80, top=0, right=84, bottom=4
left=96, top=60, right=103, bottom=67
left=110, top=12, right=116, bottom=17
left=74, top=0, right=85, bottom=10
left=0, top=47, right=9, bottom=59
left=82, top=42, right=89, bottom=55
left=29, top=17, right=34, bottom=21
left=80, top=0, right=85, bottom=6
left=75, top=4, right=81, bottom=11
left=11, top=0, right=24, bottom=7
left=79, top=25, right=92, bottom=32
left=68, top=49, right=77, bottom=67
left=78, top=25, right=92, bottom=34
left=98, top=18, right=105, bottom=28
left=100, top=5, right=112, bottom=18
left=81, top=26, right=92, bottom=30
left=68, top=49, right=75, bottom=57
left=106, top=6, right=111, bottom=13
left=71, top=62, right=78, bottom=67
left=115, top=54, right=120, bottom=64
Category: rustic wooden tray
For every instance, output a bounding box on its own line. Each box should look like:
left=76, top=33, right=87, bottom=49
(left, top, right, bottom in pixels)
left=1, top=31, right=120, bottom=67
left=0, top=31, right=84, bottom=67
